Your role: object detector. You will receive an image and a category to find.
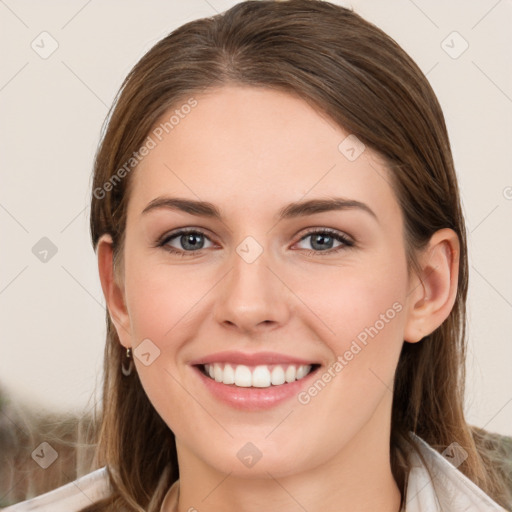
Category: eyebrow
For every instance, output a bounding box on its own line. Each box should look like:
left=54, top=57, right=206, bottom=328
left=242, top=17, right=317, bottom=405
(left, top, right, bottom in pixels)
left=141, top=196, right=378, bottom=222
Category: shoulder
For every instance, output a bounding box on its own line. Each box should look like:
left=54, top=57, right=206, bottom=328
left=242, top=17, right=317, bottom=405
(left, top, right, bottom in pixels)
left=406, top=432, right=508, bottom=511
left=1, top=467, right=111, bottom=512
left=471, top=427, right=512, bottom=490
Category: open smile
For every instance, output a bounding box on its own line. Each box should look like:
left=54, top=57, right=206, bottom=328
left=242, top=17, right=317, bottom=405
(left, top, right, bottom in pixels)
left=189, top=351, right=322, bottom=410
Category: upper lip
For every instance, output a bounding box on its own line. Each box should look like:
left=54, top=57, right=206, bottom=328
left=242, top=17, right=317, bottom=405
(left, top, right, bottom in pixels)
left=189, top=351, right=319, bottom=366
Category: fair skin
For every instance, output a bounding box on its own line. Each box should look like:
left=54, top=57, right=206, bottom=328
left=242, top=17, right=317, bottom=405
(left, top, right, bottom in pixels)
left=97, top=85, right=459, bottom=512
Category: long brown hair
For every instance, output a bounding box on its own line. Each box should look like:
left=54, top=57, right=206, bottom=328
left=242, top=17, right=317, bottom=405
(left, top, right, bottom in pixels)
left=83, top=1, right=512, bottom=510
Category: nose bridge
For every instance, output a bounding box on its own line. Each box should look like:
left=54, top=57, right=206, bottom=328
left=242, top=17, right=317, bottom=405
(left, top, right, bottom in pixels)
left=214, top=233, right=289, bottom=331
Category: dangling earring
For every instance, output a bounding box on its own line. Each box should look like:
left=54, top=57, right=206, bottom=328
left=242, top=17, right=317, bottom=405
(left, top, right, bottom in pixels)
left=121, top=347, right=134, bottom=376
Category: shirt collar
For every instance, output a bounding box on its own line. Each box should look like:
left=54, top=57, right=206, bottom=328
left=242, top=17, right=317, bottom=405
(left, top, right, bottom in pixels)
left=404, top=431, right=506, bottom=511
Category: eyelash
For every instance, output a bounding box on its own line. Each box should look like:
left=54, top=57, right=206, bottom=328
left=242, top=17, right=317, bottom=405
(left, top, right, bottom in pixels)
left=156, top=227, right=354, bottom=257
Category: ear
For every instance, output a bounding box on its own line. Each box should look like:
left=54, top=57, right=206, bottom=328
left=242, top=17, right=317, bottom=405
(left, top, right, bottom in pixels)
left=403, top=228, right=460, bottom=343
left=96, top=233, right=132, bottom=349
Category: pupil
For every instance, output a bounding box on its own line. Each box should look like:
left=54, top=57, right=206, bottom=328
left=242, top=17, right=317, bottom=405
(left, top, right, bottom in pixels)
left=313, top=234, right=332, bottom=250
left=183, top=233, right=203, bottom=250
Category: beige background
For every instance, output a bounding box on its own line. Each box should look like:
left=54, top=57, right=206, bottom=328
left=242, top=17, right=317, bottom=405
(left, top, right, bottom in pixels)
left=0, top=0, right=511, bottom=435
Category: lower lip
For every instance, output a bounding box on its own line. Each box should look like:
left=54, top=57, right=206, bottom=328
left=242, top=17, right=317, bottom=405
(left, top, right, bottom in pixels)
left=193, top=365, right=320, bottom=411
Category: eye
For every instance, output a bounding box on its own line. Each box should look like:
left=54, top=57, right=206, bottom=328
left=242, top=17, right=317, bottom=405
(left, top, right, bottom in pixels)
left=156, top=227, right=354, bottom=257
left=294, top=228, right=354, bottom=255
left=158, top=229, right=214, bottom=256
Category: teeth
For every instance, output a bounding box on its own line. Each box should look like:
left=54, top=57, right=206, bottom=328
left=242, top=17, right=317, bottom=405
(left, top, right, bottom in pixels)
left=214, top=364, right=223, bottom=382
left=222, top=364, right=235, bottom=385
left=203, top=363, right=313, bottom=388
left=252, top=365, right=270, bottom=388
left=234, top=365, right=252, bottom=387
left=271, top=366, right=285, bottom=385
left=296, top=365, right=308, bottom=379
left=285, top=366, right=296, bottom=383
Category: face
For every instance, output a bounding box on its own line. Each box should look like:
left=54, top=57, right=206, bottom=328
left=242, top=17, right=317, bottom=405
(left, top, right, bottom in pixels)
left=107, top=85, right=417, bottom=478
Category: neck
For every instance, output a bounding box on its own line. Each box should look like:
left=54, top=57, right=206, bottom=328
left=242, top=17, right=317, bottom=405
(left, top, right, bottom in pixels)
left=169, top=399, right=402, bottom=512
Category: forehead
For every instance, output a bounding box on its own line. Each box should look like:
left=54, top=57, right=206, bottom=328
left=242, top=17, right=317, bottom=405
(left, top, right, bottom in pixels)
left=128, top=85, right=399, bottom=226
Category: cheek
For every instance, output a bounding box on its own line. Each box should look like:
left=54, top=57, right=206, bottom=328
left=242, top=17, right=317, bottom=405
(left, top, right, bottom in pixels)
left=336, top=263, right=407, bottom=387
left=333, top=278, right=405, bottom=355
left=296, top=255, right=408, bottom=411
left=295, top=255, right=407, bottom=353
left=123, top=256, right=206, bottom=344
left=122, top=261, right=208, bottom=437
left=292, top=272, right=407, bottom=452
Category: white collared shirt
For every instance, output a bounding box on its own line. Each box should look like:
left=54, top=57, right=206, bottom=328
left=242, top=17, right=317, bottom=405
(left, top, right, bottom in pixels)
left=2, top=432, right=508, bottom=511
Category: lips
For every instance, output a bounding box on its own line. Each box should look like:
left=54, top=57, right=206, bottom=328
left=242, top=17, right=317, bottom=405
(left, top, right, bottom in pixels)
left=189, top=351, right=321, bottom=410
left=189, top=350, right=319, bottom=367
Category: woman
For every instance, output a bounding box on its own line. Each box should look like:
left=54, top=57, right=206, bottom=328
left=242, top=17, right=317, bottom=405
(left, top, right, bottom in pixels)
left=4, top=0, right=511, bottom=510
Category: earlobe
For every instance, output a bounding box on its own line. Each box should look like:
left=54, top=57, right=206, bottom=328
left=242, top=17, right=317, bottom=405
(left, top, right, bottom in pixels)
left=96, top=234, right=131, bottom=348
left=403, top=228, right=460, bottom=343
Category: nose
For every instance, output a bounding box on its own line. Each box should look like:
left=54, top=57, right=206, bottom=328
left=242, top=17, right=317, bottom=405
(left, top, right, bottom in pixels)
left=213, top=242, right=291, bottom=335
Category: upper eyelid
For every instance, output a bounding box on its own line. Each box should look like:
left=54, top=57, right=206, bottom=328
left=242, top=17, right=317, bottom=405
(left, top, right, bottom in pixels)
left=159, top=228, right=215, bottom=246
